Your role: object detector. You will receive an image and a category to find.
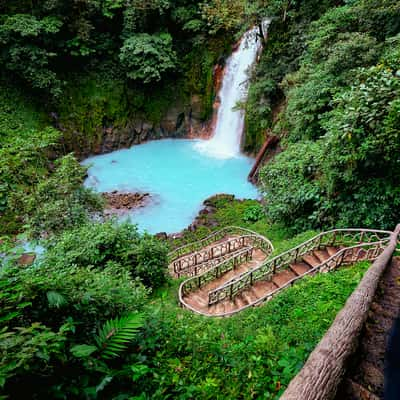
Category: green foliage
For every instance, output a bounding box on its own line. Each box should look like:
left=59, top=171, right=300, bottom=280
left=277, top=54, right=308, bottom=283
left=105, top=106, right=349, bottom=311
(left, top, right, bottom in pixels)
left=200, top=0, right=246, bottom=35
left=261, top=64, right=400, bottom=232
left=284, top=21, right=380, bottom=140
left=0, top=13, right=63, bottom=95
left=242, top=203, right=265, bottom=223
left=120, top=33, right=177, bottom=83
left=70, top=312, right=144, bottom=360
left=0, top=0, right=243, bottom=161
left=260, top=142, right=325, bottom=229
left=0, top=0, right=242, bottom=121
left=255, top=0, right=400, bottom=231
left=0, top=261, right=148, bottom=333
left=47, top=290, right=68, bottom=309
left=0, top=81, right=46, bottom=138
left=70, top=344, right=98, bottom=358
left=44, top=220, right=169, bottom=289
left=13, top=154, right=104, bottom=238
left=95, top=313, right=144, bottom=359
left=0, top=322, right=69, bottom=388
left=243, top=0, right=338, bottom=153
left=169, top=196, right=301, bottom=253
left=0, top=189, right=367, bottom=398
left=0, top=252, right=149, bottom=397
left=0, top=125, right=60, bottom=234
left=134, top=261, right=369, bottom=399
left=0, top=82, right=105, bottom=236
left=134, top=235, right=170, bottom=288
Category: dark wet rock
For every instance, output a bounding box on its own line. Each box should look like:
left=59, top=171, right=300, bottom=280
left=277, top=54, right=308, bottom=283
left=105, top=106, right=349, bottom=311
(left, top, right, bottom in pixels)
left=62, top=95, right=208, bottom=160
left=18, top=253, right=36, bottom=266
left=102, top=191, right=150, bottom=212
left=170, top=232, right=184, bottom=240
left=155, top=232, right=168, bottom=240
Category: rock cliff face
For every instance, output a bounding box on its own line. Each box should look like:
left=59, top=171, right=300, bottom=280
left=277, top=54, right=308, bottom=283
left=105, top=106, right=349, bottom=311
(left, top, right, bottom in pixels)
left=60, top=95, right=209, bottom=159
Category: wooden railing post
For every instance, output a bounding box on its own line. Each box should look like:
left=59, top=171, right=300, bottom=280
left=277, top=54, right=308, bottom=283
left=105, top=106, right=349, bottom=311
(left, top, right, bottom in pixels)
left=332, top=231, right=337, bottom=246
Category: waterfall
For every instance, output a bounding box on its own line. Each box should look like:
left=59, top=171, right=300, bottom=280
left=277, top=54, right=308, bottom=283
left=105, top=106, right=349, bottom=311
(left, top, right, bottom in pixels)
left=195, top=27, right=263, bottom=159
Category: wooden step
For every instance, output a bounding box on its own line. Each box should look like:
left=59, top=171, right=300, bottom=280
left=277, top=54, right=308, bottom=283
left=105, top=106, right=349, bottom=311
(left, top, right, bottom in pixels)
left=272, top=269, right=297, bottom=287
left=224, top=301, right=236, bottom=314
left=290, top=262, right=311, bottom=276
left=234, top=295, right=249, bottom=309
left=326, top=246, right=340, bottom=257
left=288, top=265, right=299, bottom=276
left=214, top=302, right=226, bottom=315
left=313, top=249, right=331, bottom=263
left=302, top=253, right=322, bottom=268
left=252, top=280, right=278, bottom=297
left=242, top=288, right=259, bottom=304
left=187, top=294, right=207, bottom=309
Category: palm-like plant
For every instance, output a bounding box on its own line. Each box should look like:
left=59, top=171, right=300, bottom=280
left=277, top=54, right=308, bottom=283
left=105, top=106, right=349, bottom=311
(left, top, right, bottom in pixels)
left=71, top=312, right=144, bottom=360
left=95, top=313, right=144, bottom=359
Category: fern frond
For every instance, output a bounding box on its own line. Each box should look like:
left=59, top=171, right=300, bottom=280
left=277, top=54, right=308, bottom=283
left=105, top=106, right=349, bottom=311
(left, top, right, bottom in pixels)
left=95, top=313, right=144, bottom=359
left=47, top=291, right=67, bottom=308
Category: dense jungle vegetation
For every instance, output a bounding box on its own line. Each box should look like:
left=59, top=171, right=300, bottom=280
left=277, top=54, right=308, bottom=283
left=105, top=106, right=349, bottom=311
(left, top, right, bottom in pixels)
left=1, top=0, right=399, bottom=399
left=249, top=0, right=400, bottom=231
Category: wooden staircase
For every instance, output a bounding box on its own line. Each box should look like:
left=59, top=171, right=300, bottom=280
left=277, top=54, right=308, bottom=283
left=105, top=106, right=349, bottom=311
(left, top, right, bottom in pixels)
left=184, top=247, right=341, bottom=315
left=168, top=226, right=274, bottom=278
left=184, top=248, right=268, bottom=313
left=171, top=228, right=392, bottom=317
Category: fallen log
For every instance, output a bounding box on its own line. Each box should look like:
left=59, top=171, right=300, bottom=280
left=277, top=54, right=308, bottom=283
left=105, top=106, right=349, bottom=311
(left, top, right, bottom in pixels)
left=280, top=224, right=400, bottom=400
left=247, top=135, right=279, bottom=183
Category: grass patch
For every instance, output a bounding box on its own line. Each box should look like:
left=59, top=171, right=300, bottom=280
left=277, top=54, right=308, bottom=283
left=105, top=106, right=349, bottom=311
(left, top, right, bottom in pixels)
left=140, top=261, right=370, bottom=399
left=168, top=197, right=319, bottom=255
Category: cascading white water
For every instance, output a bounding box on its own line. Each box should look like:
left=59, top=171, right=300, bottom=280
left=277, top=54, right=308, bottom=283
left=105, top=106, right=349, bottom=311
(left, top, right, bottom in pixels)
left=195, top=27, right=263, bottom=159
left=83, top=25, right=270, bottom=234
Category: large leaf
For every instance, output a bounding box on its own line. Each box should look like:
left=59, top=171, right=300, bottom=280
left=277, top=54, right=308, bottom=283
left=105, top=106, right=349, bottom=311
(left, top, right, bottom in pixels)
left=70, top=344, right=97, bottom=358
left=95, top=313, right=144, bottom=359
left=47, top=290, right=67, bottom=308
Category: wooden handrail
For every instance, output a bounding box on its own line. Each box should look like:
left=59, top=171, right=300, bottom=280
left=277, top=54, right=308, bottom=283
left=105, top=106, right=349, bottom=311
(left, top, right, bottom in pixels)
left=178, top=228, right=393, bottom=317
left=280, top=224, right=400, bottom=400
left=207, top=228, right=391, bottom=305
left=168, top=226, right=273, bottom=262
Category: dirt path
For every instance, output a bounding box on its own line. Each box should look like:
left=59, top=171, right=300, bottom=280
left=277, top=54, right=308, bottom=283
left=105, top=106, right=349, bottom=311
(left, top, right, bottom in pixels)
left=335, top=257, right=400, bottom=400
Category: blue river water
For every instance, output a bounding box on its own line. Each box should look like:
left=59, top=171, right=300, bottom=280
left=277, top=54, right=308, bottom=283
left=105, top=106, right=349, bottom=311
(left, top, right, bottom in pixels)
left=83, top=139, right=258, bottom=234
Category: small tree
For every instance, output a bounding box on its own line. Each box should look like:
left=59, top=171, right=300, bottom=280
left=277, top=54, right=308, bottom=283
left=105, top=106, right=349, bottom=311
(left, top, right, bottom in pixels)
left=119, top=33, right=177, bottom=83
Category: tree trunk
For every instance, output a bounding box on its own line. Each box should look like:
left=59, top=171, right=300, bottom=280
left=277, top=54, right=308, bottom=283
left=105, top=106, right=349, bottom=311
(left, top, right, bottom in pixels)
left=280, top=224, right=400, bottom=400
left=257, top=22, right=266, bottom=46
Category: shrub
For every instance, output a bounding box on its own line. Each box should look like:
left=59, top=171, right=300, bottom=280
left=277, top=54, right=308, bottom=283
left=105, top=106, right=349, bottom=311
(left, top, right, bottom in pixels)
left=243, top=203, right=265, bottom=223
left=15, top=154, right=104, bottom=238
left=44, top=220, right=169, bottom=289
left=119, top=33, right=177, bottom=83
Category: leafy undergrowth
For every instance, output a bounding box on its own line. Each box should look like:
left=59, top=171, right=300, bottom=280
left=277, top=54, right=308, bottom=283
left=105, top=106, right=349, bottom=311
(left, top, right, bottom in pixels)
left=169, top=196, right=319, bottom=253
left=142, top=261, right=370, bottom=399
